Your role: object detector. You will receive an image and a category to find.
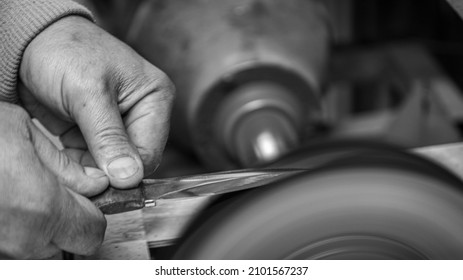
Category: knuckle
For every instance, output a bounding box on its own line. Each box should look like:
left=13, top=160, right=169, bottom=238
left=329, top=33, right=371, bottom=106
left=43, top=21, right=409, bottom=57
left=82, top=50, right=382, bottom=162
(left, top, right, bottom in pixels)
left=56, top=150, right=72, bottom=172
left=94, top=124, right=128, bottom=145
left=140, top=64, right=175, bottom=100
left=92, top=124, right=131, bottom=155
left=154, top=71, right=176, bottom=100
left=114, top=61, right=175, bottom=109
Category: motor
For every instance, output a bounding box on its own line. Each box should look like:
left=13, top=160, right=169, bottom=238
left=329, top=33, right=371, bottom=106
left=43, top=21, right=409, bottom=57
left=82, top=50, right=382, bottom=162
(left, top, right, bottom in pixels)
left=127, top=0, right=331, bottom=169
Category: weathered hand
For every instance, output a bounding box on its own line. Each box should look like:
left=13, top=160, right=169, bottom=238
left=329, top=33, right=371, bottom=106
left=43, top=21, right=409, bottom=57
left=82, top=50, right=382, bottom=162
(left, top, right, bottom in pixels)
left=0, top=103, right=106, bottom=259
left=19, top=16, right=174, bottom=189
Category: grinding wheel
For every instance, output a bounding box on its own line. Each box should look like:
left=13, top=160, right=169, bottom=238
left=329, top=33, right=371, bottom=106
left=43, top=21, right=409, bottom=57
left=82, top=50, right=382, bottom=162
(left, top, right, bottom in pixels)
left=174, top=143, right=463, bottom=259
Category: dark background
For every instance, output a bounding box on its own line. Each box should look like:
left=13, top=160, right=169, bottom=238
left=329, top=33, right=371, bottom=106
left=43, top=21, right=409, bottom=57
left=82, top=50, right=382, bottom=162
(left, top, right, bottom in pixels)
left=350, top=0, right=463, bottom=88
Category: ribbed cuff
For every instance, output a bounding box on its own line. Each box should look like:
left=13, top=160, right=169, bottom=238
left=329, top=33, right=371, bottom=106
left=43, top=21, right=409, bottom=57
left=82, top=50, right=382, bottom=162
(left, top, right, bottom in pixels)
left=0, top=0, right=94, bottom=103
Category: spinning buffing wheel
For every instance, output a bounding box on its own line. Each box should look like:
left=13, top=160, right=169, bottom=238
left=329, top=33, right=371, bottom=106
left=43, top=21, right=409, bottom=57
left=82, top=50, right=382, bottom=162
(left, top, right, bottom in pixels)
left=174, top=141, right=463, bottom=259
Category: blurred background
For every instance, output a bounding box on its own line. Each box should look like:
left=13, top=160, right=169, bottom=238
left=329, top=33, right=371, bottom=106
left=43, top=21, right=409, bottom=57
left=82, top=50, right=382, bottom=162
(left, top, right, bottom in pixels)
left=58, top=0, right=463, bottom=260
left=73, top=0, right=463, bottom=177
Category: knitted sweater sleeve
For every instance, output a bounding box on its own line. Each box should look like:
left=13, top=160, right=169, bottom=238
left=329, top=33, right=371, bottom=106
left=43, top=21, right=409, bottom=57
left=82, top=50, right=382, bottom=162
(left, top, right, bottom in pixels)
left=0, top=0, right=94, bottom=103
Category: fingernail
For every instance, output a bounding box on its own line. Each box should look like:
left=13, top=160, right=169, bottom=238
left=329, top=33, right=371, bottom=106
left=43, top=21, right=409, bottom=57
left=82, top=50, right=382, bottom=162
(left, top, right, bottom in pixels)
left=84, top=167, right=107, bottom=179
left=107, top=156, right=139, bottom=179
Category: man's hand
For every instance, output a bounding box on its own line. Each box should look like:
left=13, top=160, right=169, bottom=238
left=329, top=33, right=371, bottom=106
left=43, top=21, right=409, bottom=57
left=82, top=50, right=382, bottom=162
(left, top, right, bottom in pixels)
left=0, top=103, right=106, bottom=259
left=19, top=16, right=175, bottom=189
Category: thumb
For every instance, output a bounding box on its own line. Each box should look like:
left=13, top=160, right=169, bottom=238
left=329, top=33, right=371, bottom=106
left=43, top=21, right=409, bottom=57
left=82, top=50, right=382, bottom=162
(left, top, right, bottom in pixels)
left=71, top=92, right=144, bottom=189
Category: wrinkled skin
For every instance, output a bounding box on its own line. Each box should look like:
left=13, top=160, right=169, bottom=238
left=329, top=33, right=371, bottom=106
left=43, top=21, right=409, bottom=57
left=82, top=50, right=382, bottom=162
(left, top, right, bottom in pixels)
left=0, top=16, right=174, bottom=258
left=0, top=103, right=106, bottom=259
left=19, top=16, right=175, bottom=189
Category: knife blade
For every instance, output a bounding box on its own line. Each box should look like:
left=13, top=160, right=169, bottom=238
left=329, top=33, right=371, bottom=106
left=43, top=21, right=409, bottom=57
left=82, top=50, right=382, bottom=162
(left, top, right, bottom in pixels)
left=91, top=168, right=305, bottom=214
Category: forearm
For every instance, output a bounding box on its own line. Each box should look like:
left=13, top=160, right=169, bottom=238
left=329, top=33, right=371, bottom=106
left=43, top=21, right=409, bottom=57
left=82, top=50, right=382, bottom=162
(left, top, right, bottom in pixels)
left=0, top=0, right=94, bottom=103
